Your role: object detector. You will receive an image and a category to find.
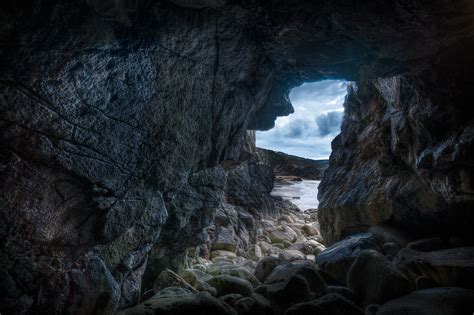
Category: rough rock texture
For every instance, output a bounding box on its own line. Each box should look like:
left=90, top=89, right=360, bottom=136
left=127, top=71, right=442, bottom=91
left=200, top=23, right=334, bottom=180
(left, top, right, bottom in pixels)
left=394, top=247, right=474, bottom=289
left=1, top=0, right=474, bottom=313
left=319, top=70, right=474, bottom=244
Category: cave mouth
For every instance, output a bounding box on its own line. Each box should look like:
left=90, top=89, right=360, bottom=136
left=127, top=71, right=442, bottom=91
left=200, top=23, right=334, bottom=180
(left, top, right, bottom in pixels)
left=256, top=80, right=349, bottom=210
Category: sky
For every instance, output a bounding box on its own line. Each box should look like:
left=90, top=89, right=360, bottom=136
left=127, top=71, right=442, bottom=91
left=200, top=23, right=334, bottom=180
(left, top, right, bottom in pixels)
left=256, top=80, right=348, bottom=160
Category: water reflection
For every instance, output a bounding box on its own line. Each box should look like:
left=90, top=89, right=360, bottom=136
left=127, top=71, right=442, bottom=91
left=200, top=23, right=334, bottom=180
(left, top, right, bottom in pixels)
left=270, top=180, right=320, bottom=211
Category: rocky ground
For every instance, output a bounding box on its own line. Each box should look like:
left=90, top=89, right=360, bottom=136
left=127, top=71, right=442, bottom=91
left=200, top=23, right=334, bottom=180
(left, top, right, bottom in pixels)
left=119, top=202, right=474, bottom=315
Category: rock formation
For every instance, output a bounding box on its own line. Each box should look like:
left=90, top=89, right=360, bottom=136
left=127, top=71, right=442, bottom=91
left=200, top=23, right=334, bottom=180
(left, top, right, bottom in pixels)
left=1, top=0, right=474, bottom=313
left=256, top=148, right=328, bottom=180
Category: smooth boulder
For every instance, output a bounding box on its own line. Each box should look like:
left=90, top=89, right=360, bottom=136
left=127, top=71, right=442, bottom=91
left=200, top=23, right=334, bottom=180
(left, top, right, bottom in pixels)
left=264, top=261, right=327, bottom=314
left=206, top=275, right=254, bottom=297
left=254, top=256, right=282, bottom=282
left=347, top=250, right=411, bottom=306
left=315, top=233, right=382, bottom=284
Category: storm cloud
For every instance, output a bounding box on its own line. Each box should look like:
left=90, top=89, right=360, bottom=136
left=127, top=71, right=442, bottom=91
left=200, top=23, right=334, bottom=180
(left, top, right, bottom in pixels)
left=256, top=80, right=347, bottom=160
left=315, top=111, right=344, bottom=136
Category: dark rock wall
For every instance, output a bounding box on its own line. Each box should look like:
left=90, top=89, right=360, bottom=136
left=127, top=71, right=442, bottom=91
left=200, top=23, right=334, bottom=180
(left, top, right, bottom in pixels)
left=319, top=67, right=474, bottom=244
left=1, top=0, right=474, bottom=313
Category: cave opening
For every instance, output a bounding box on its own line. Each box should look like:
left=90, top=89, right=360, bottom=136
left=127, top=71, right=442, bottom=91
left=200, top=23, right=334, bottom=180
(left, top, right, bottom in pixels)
left=256, top=80, right=348, bottom=210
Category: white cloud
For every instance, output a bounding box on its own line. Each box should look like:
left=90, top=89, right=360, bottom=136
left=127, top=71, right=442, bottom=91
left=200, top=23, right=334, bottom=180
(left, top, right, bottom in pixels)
left=256, top=80, right=348, bottom=160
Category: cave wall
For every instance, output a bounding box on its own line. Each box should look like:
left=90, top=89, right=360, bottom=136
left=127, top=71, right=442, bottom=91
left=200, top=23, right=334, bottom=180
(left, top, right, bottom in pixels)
left=318, top=71, right=474, bottom=244
left=1, top=0, right=474, bottom=313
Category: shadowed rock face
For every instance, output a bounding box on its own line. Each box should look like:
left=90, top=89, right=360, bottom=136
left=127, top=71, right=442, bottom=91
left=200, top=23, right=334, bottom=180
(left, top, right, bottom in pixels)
left=318, top=68, right=474, bottom=244
left=1, top=0, right=474, bottom=313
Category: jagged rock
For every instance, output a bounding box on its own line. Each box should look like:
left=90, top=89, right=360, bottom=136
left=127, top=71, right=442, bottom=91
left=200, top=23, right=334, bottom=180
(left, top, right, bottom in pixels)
left=118, top=291, right=237, bottom=315
left=315, top=233, right=382, bottom=284
left=264, top=262, right=327, bottom=314
left=278, top=250, right=306, bottom=262
left=394, top=247, right=474, bottom=289
left=377, top=288, right=474, bottom=315
left=319, top=74, right=474, bottom=244
left=207, top=275, right=254, bottom=297
left=254, top=256, right=283, bottom=282
left=347, top=250, right=411, bottom=306
left=285, top=293, right=364, bottom=315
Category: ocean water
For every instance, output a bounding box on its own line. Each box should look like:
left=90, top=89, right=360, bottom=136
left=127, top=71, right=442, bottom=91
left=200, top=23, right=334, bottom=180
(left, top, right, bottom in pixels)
left=270, top=180, right=321, bottom=211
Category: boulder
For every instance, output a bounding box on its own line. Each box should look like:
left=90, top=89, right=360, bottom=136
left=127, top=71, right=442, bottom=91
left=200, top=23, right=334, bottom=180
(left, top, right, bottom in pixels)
left=278, top=250, right=306, bottom=262
left=315, top=233, right=382, bottom=284
left=302, top=224, right=319, bottom=236
left=377, top=287, right=474, bottom=315
left=269, top=226, right=298, bottom=244
left=254, top=256, right=283, bottom=282
left=206, top=275, right=254, bottom=297
left=153, top=269, right=198, bottom=293
left=394, top=247, right=474, bottom=289
left=215, top=267, right=261, bottom=288
left=207, top=261, right=239, bottom=275
left=347, top=250, right=411, bottom=306
left=278, top=215, right=294, bottom=224
left=180, top=269, right=213, bottom=282
left=118, top=291, right=237, bottom=315
left=285, top=293, right=364, bottom=315
left=249, top=244, right=263, bottom=261
left=288, top=242, right=314, bottom=255
left=210, top=250, right=238, bottom=261
left=264, top=261, right=327, bottom=314
left=219, top=293, right=243, bottom=306
left=368, top=224, right=413, bottom=247
left=326, top=286, right=354, bottom=301
left=234, top=293, right=272, bottom=315
left=212, top=227, right=237, bottom=252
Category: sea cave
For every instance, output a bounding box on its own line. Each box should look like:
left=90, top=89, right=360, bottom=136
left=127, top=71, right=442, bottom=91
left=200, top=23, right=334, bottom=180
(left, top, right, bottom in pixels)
left=1, top=1, right=474, bottom=314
